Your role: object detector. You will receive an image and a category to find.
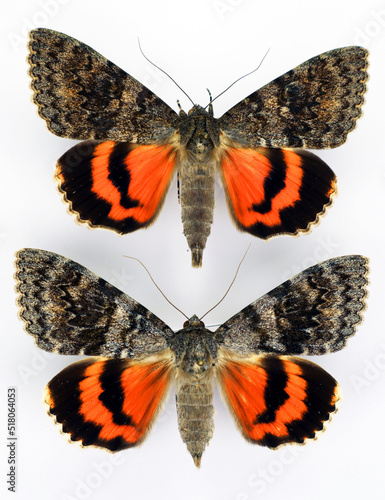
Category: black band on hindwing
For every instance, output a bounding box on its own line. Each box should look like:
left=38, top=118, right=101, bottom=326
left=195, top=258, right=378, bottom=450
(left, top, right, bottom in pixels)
left=107, top=143, right=139, bottom=210
left=254, top=357, right=289, bottom=425
left=251, top=149, right=287, bottom=215
left=99, top=360, right=135, bottom=427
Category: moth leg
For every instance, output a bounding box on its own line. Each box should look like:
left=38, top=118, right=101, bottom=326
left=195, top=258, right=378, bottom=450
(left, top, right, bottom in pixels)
left=177, top=170, right=181, bottom=204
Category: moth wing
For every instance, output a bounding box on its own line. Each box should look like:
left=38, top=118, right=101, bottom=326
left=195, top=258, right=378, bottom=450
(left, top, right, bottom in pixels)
left=56, top=140, right=178, bottom=233
left=15, top=248, right=174, bottom=357
left=218, top=47, right=368, bottom=149
left=216, top=352, right=339, bottom=447
left=214, top=255, right=368, bottom=356
left=28, top=28, right=178, bottom=142
left=219, top=147, right=336, bottom=238
left=45, top=353, right=173, bottom=451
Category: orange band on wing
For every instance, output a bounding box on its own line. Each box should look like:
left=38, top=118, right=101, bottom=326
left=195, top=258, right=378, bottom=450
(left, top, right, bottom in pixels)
left=218, top=360, right=268, bottom=430
left=120, top=363, right=171, bottom=429
left=221, top=148, right=272, bottom=226
left=90, top=142, right=176, bottom=224
left=90, top=141, right=117, bottom=207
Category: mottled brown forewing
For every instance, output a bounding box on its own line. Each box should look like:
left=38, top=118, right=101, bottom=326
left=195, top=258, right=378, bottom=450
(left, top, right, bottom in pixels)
left=15, top=248, right=173, bottom=357
left=218, top=47, right=368, bottom=148
left=214, top=255, right=369, bottom=356
left=28, top=28, right=178, bottom=142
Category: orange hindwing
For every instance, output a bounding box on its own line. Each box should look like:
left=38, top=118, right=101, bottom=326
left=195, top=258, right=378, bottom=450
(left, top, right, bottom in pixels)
left=56, top=140, right=177, bottom=234
left=220, top=147, right=336, bottom=238
left=216, top=352, right=339, bottom=448
left=45, top=353, right=173, bottom=451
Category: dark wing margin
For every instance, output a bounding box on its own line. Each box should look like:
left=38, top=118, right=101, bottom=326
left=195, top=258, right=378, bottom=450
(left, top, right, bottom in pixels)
left=15, top=248, right=173, bottom=358
left=218, top=47, right=368, bottom=149
left=28, top=28, right=178, bottom=142
left=214, top=255, right=369, bottom=356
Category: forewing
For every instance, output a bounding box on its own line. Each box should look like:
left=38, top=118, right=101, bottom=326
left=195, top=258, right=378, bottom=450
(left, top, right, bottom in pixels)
left=15, top=248, right=173, bottom=357
left=28, top=28, right=178, bottom=142
left=214, top=255, right=369, bottom=356
left=45, top=353, right=173, bottom=450
left=216, top=351, right=339, bottom=448
left=219, top=146, right=336, bottom=238
left=56, top=140, right=178, bottom=233
left=218, top=47, right=368, bottom=148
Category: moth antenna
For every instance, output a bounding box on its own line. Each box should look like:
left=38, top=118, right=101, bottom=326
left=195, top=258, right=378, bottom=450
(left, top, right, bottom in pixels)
left=199, top=244, right=251, bottom=321
left=138, top=38, right=195, bottom=107
left=124, top=255, right=189, bottom=320
left=207, top=48, right=270, bottom=108
left=206, top=89, right=214, bottom=115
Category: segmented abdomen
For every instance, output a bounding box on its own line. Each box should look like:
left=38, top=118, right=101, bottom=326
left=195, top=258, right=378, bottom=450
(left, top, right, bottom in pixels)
left=180, top=160, right=216, bottom=267
left=175, top=377, right=214, bottom=467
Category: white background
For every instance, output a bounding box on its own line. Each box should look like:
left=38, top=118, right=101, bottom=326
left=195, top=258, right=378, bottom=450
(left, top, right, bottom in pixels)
left=1, top=0, right=385, bottom=499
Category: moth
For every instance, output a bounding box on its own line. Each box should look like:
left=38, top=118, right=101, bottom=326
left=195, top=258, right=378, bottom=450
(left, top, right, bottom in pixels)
left=15, top=249, right=368, bottom=467
left=28, top=29, right=368, bottom=267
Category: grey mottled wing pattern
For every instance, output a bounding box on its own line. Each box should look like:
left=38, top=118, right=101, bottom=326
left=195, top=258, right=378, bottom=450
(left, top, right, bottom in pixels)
left=214, top=255, right=368, bottom=356
left=28, top=28, right=179, bottom=142
left=15, top=249, right=173, bottom=358
left=218, top=47, right=368, bottom=149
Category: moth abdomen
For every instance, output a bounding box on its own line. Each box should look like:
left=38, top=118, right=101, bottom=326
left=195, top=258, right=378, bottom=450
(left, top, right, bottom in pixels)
left=180, top=161, right=216, bottom=267
left=175, top=376, right=214, bottom=468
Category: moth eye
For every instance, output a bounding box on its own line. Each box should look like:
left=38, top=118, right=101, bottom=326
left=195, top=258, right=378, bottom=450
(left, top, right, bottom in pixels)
left=197, top=360, right=204, bottom=366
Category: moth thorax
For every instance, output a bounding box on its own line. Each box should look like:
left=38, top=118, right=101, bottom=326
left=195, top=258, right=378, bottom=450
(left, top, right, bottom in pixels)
left=175, top=369, right=215, bottom=468
left=181, top=343, right=212, bottom=375
left=186, top=132, right=215, bottom=155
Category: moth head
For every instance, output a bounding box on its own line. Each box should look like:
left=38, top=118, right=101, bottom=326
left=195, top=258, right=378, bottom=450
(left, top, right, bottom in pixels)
left=187, top=104, right=208, bottom=116
left=183, top=314, right=205, bottom=328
